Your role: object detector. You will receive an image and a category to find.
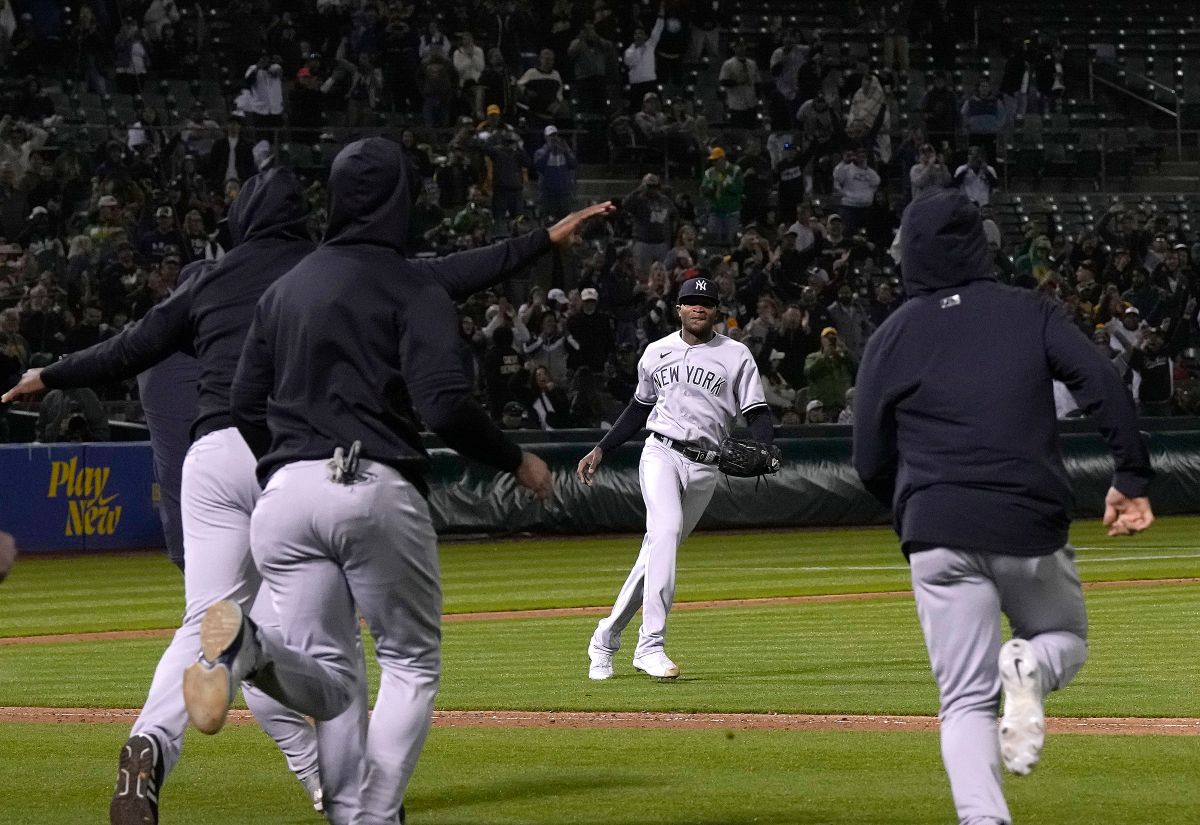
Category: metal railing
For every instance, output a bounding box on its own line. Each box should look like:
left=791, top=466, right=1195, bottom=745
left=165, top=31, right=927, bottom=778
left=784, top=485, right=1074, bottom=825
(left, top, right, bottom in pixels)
left=1088, top=58, right=1183, bottom=161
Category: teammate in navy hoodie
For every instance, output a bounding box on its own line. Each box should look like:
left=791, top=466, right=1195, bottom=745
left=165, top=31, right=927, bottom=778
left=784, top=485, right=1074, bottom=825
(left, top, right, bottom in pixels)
left=853, top=188, right=1154, bottom=825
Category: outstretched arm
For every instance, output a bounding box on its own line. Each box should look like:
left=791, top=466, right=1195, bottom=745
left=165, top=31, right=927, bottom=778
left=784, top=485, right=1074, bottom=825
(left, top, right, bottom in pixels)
left=2, top=284, right=193, bottom=402
left=416, top=202, right=614, bottom=300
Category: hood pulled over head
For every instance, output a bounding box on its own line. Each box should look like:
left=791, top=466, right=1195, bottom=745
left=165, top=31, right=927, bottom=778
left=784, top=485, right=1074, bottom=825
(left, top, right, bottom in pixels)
left=899, top=188, right=994, bottom=297
left=226, top=167, right=311, bottom=246
left=324, top=137, right=411, bottom=250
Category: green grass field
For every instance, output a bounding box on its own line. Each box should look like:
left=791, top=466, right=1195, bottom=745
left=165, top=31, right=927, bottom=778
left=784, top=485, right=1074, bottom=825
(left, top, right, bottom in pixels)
left=1, top=518, right=1197, bottom=823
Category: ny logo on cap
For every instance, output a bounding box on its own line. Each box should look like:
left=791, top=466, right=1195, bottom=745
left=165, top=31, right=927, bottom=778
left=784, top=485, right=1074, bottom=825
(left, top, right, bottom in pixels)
left=695, top=279, right=709, bottom=291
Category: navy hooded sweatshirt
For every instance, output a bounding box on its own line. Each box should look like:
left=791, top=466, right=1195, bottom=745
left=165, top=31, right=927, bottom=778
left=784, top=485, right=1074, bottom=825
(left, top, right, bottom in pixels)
left=853, top=189, right=1152, bottom=556
left=231, top=137, right=552, bottom=487
left=42, top=168, right=316, bottom=443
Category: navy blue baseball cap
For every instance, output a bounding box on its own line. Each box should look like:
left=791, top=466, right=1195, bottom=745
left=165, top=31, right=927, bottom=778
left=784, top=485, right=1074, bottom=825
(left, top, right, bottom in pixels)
left=677, top=276, right=718, bottom=305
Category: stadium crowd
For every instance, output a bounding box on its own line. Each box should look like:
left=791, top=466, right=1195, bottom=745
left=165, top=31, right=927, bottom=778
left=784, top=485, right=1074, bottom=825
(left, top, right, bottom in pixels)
left=1, top=0, right=1199, bottom=442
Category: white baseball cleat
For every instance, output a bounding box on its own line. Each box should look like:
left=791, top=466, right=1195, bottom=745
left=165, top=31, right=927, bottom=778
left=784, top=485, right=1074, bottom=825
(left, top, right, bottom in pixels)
left=588, top=644, right=614, bottom=680
left=183, top=599, right=262, bottom=735
left=998, top=638, right=1045, bottom=775
left=632, top=651, right=680, bottom=679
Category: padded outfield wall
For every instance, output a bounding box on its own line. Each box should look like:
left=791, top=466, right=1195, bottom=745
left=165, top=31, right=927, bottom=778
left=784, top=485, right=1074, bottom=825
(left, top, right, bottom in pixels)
left=3, top=415, right=1198, bottom=551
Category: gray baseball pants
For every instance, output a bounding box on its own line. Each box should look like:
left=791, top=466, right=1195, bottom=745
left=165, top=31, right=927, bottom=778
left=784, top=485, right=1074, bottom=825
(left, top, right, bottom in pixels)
left=249, top=458, right=442, bottom=825
left=130, top=428, right=364, bottom=803
left=592, top=437, right=718, bottom=658
left=910, top=546, right=1089, bottom=825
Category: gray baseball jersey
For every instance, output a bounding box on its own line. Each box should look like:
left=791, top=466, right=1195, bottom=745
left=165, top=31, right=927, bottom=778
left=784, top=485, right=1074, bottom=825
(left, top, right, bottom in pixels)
left=636, top=331, right=768, bottom=450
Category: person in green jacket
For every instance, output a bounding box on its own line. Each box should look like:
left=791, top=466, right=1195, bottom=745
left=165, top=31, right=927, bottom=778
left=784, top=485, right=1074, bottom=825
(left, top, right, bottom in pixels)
left=804, top=326, right=855, bottom=419
left=700, top=147, right=745, bottom=246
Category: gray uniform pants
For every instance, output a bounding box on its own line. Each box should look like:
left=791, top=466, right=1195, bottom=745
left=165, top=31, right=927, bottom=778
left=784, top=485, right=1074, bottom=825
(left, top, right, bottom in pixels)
left=910, top=546, right=1089, bottom=825
left=592, top=437, right=718, bottom=658
left=249, top=458, right=442, bottom=825
left=130, top=428, right=338, bottom=787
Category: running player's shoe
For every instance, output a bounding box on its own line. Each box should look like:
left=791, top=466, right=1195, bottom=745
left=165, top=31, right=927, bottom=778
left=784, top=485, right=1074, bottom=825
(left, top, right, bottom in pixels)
left=588, top=644, right=614, bottom=680
left=998, top=638, right=1045, bottom=775
left=632, top=651, right=680, bottom=679
left=183, top=599, right=262, bottom=734
left=109, top=734, right=163, bottom=825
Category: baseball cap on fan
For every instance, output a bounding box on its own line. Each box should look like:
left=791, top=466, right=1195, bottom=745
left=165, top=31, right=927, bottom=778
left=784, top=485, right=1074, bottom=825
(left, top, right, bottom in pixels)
left=676, top=276, right=718, bottom=305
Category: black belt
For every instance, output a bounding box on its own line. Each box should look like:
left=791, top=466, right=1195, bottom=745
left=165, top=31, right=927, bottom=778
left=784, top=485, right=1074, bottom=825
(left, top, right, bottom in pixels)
left=652, top=432, right=717, bottom=464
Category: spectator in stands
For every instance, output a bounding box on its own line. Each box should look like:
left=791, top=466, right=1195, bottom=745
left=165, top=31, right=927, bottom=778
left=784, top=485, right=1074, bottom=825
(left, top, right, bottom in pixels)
left=534, top=126, right=577, bottom=220
left=719, top=39, right=760, bottom=130
left=920, top=72, right=958, bottom=153
left=63, top=305, right=112, bottom=354
left=418, top=19, right=452, bottom=61
left=524, top=365, right=575, bottom=429
left=518, top=49, right=566, bottom=125
left=288, top=68, right=327, bottom=143
left=243, top=53, right=286, bottom=132
left=73, top=6, right=111, bottom=94
left=139, top=206, right=187, bottom=263
left=524, top=313, right=570, bottom=384
left=18, top=285, right=61, bottom=357
left=827, top=283, right=875, bottom=360
left=635, top=92, right=668, bottom=144
left=911, top=143, right=951, bottom=197
left=628, top=9, right=667, bottom=108
left=345, top=53, right=384, bottom=128
left=1013, top=233, right=1054, bottom=285
left=1131, top=324, right=1188, bottom=416
left=1123, top=267, right=1168, bottom=325
left=763, top=304, right=814, bottom=389
left=833, top=148, right=881, bottom=236
left=1097, top=206, right=1152, bottom=264
left=804, top=398, right=826, bottom=423
left=0, top=308, right=30, bottom=368
left=869, top=280, right=902, bottom=327
left=418, top=49, right=456, bottom=128
left=759, top=348, right=798, bottom=416
left=769, top=29, right=806, bottom=128
left=700, top=147, right=744, bottom=246
left=566, top=286, right=614, bottom=372
left=207, top=113, right=255, bottom=187
left=568, top=22, right=613, bottom=117
left=37, top=384, right=111, bottom=442
left=960, top=79, right=1006, bottom=164
left=773, top=142, right=806, bottom=221
left=953, top=146, right=998, bottom=206
left=483, top=324, right=522, bottom=418
left=845, top=74, right=888, bottom=155
left=484, top=131, right=531, bottom=228
left=804, top=326, right=854, bottom=419
left=737, top=135, right=772, bottom=227
left=453, top=31, right=486, bottom=91
left=625, top=174, right=678, bottom=277
left=476, top=48, right=517, bottom=121
left=794, top=95, right=840, bottom=195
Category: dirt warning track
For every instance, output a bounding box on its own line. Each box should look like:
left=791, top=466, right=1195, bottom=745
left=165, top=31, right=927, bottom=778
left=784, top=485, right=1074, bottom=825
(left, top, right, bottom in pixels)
left=1, top=706, right=1196, bottom=735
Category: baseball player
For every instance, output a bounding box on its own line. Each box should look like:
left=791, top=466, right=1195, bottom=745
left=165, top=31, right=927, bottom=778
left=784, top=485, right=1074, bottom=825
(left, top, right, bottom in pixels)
left=180, top=137, right=612, bottom=825
left=577, top=276, right=774, bottom=680
left=137, top=259, right=208, bottom=572
left=3, top=169, right=339, bottom=824
left=853, top=188, right=1154, bottom=825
